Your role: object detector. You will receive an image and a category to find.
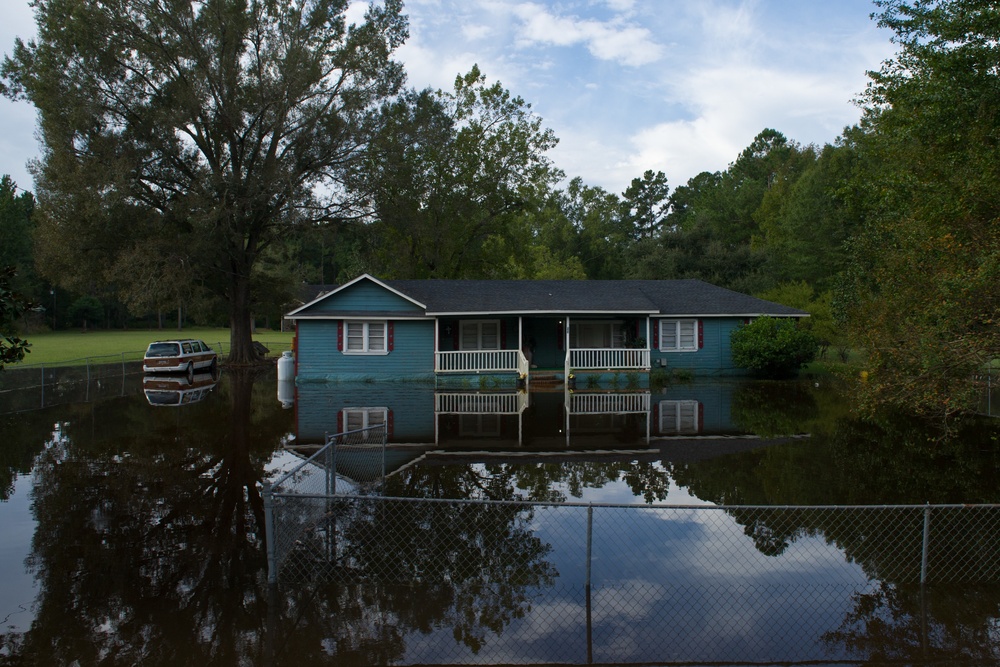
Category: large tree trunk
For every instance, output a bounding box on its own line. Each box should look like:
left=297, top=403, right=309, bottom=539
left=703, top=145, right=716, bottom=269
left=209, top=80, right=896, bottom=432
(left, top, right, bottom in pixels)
left=228, top=269, right=259, bottom=364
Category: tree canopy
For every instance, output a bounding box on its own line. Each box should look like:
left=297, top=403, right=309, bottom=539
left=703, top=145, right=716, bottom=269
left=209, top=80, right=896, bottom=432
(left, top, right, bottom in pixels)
left=2, top=0, right=408, bottom=361
left=837, top=0, right=1000, bottom=416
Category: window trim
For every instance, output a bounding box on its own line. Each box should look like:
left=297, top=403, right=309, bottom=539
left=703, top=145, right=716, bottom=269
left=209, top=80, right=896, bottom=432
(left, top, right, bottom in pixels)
left=343, top=320, right=389, bottom=355
left=658, top=318, right=698, bottom=352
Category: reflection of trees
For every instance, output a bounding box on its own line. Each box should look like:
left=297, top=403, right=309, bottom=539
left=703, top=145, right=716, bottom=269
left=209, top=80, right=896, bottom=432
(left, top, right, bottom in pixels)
left=4, top=369, right=289, bottom=665
left=0, top=410, right=58, bottom=500
left=674, top=410, right=1000, bottom=659
left=283, top=465, right=559, bottom=658
left=823, top=581, right=1000, bottom=663
left=336, top=497, right=557, bottom=654
left=386, top=458, right=673, bottom=505
left=730, top=380, right=820, bottom=436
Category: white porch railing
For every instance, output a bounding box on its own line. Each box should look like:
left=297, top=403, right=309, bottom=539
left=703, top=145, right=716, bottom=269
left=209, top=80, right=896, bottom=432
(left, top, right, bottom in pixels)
left=569, top=392, right=651, bottom=415
left=435, top=392, right=529, bottom=414
left=568, top=348, right=650, bottom=370
left=435, top=350, right=525, bottom=374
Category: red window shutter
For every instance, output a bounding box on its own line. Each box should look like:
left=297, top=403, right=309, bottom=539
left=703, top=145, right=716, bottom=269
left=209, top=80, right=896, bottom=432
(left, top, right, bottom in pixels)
left=698, top=320, right=704, bottom=349
left=652, top=320, right=659, bottom=350
left=337, top=410, right=343, bottom=433
left=337, top=321, right=343, bottom=351
left=387, top=322, right=394, bottom=351
left=387, top=410, right=394, bottom=438
left=500, top=320, right=507, bottom=349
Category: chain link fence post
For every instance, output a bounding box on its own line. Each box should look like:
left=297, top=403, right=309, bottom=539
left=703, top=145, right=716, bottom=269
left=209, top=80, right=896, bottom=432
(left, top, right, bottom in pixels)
left=263, top=480, right=277, bottom=584
left=921, top=503, right=931, bottom=585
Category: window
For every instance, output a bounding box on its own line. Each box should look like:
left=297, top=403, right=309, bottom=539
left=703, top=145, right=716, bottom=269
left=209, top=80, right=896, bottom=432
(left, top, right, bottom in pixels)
left=570, top=321, right=624, bottom=348
left=659, top=319, right=697, bottom=352
left=345, top=321, right=387, bottom=354
left=341, top=408, right=388, bottom=442
left=459, top=414, right=502, bottom=437
left=460, top=320, right=500, bottom=350
left=659, top=400, right=700, bottom=435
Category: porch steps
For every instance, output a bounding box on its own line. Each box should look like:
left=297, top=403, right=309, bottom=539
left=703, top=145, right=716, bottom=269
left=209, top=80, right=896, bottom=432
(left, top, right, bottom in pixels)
left=529, top=371, right=564, bottom=389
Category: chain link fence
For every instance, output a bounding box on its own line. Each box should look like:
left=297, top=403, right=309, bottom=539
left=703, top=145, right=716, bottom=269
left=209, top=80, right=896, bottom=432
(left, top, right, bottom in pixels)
left=263, top=433, right=1000, bottom=664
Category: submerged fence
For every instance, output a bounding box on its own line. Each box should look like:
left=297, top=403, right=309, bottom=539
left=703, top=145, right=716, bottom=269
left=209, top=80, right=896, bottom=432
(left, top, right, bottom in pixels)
left=0, top=340, right=290, bottom=414
left=262, top=431, right=1000, bottom=665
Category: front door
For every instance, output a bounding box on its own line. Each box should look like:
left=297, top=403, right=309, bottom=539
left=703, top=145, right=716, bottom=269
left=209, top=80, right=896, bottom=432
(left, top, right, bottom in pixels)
left=523, top=317, right=564, bottom=369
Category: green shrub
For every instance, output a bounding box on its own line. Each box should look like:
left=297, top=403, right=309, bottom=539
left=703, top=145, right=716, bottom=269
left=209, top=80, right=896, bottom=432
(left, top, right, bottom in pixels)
left=731, top=316, right=818, bottom=377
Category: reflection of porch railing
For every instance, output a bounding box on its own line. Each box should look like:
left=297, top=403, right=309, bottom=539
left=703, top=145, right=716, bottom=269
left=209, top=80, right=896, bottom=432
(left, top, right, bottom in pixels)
left=436, top=350, right=521, bottom=373
left=569, top=348, right=650, bottom=370
left=569, top=392, right=650, bottom=414
left=435, top=392, right=528, bottom=414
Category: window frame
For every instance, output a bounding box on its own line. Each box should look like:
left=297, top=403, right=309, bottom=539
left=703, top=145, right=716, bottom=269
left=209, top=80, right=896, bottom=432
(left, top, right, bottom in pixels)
left=459, top=319, right=501, bottom=351
left=658, top=318, right=698, bottom=352
left=341, top=407, right=389, bottom=442
left=570, top=320, right=625, bottom=348
left=343, top=320, right=389, bottom=355
left=658, top=400, right=700, bottom=435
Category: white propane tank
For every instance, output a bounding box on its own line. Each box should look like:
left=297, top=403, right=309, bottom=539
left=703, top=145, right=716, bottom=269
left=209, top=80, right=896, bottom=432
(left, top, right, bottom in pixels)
left=277, top=380, right=294, bottom=409
left=277, top=350, right=295, bottom=381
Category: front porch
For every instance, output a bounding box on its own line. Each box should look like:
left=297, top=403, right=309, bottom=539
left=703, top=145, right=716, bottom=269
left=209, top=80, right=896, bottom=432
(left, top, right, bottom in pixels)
left=433, top=315, right=652, bottom=385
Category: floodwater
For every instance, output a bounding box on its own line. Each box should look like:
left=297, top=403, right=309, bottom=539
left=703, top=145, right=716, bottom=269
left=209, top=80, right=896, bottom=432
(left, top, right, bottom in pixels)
left=1, top=366, right=1000, bottom=665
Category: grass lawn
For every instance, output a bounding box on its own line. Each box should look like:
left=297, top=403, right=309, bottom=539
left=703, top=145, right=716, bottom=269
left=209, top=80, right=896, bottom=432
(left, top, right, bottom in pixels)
left=15, top=328, right=294, bottom=366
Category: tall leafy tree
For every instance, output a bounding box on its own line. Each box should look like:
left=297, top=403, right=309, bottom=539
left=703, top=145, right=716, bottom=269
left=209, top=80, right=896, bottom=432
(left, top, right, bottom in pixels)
left=754, top=143, right=859, bottom=291
left=2, top=0, right=407, bottom=361
left=354, top=66, right=560, bottom=278
left=839, top=0, right=1000, bottom=416
left=620, top=169, right=669, bottom=240
left=0, top=266, right=33, bottom=368
left=0, top=176, right=37, bottom=298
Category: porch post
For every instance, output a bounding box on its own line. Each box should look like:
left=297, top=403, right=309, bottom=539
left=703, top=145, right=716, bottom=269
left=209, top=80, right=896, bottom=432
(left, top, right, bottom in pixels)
left=434, top=318, right=439, bottom=372
left=564, top=316, right=571, bottom=379
left=646, top=316, right=651, bottom=369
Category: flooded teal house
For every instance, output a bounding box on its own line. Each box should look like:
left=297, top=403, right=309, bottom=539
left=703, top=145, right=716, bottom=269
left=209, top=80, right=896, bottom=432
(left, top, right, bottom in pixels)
left=285, top=274, right=808, bottom=384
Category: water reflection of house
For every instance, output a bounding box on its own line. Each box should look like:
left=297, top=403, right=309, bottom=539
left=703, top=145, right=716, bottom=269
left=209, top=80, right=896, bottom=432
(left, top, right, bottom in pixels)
left=285, top=274, right=808, bottom=386
left=290, top=382, right=795, bottom=485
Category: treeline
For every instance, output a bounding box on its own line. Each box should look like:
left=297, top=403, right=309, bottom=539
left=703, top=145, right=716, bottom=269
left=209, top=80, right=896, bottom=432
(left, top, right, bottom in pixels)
left=0, top=124, right=849, bottom=337
left=2, top=0, right=997, bottom=415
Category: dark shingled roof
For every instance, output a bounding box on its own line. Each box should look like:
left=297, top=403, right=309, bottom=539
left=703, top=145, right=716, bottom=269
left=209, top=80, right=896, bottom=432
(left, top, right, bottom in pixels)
left=384, top=279, right=806, bottom=316
left=293, top=276, right=808, bottom=318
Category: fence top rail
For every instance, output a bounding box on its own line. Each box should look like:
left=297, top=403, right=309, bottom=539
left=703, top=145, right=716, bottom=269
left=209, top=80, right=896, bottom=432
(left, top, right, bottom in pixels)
left=263, top=490, right=1000, bottom=512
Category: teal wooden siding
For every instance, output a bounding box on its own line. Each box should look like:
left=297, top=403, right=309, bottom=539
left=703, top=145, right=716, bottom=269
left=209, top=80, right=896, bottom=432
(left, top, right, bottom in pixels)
left=297, top=320, right=435, bottom=381
left=651, top=382, right=740, bottom=435
left=302, top=280, right=424, bottom=315
left=650, top=317, right=744, bottom=375
left=295, top=382, right=436, bottom=444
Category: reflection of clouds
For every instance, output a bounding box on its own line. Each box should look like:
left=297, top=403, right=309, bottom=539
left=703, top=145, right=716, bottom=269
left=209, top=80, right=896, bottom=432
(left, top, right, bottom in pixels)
left=517, top=495, right=872, bottom=662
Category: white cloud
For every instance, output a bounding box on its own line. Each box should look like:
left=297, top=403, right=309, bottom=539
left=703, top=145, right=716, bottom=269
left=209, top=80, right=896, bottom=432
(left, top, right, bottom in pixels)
left=510, top=2, right=664, bottom=67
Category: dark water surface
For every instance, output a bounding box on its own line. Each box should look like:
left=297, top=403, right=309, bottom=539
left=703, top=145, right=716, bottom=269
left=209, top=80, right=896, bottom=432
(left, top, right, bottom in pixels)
left=2, top=368, right=1000, bottom=665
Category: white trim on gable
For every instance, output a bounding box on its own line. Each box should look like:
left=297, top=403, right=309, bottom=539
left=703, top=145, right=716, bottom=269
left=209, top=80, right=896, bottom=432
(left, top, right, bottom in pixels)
left=286, top=273, right=427, bottom=317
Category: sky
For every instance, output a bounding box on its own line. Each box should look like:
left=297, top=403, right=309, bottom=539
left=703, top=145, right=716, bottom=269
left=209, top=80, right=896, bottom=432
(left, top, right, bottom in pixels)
left=0, top=0, right=897, bottom=198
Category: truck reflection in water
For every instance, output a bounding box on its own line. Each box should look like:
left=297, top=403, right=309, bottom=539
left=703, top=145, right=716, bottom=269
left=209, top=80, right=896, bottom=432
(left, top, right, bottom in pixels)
left=143, top=372, right=219, bottom=407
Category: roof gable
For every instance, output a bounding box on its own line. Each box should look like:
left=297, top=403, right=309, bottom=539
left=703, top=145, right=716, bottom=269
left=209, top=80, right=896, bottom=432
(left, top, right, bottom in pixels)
left=288, top=274, right=426, bottom=318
